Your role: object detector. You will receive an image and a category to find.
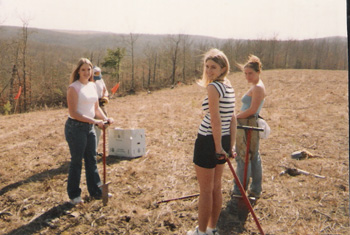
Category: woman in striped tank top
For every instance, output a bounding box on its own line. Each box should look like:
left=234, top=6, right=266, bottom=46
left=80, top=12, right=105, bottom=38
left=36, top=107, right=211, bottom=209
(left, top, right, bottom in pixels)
left=188, top=49, right=237, bottom=235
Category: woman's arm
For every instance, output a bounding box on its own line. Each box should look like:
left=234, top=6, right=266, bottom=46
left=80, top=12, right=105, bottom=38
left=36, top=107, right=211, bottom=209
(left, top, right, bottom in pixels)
left=207, top=85, right=223, bottom=153
left=230, top=111, right=237, bottom=156
left=103, top=88, right=109, bottom=97
left=67, top=87, right=97, bottom=124
left=94, top=102, right=114, bottom=128
left=95, top=102, right=107, bottom=121
left=236, top=86, right=264, bottom=119
left=102, top=79, right=109, bottom=97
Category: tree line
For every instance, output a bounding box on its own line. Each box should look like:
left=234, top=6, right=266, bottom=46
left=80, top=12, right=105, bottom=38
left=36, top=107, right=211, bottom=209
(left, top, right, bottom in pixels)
left=0, top=25, right=347, bottom=114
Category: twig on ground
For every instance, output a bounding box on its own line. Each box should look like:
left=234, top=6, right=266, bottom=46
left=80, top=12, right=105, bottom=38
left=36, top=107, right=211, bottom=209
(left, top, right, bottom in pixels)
left=139, top=150, right=151, bottom=163
left=312, top=209, right=333, bottom=221
left=91, top=215, right=106, bottom=227
left=318, top=193, right=330, bottom=206
left=320, top=225, right=330, bottom=233
left=156, top=193, right=200, bottom=204
left=292, top=209, right=300, bottom=226
left=0, top=207, right=12, bottom=217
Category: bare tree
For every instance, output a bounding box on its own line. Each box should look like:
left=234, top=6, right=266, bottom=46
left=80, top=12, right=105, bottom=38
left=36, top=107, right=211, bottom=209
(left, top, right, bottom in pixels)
left=267, top=34, right=279, bottom=69
left=181, top=35, right=193, bottom=83
left=20, top=17, right=31, bottom=112
left=153, top=51, right=158, bottom=84
left=168, top=34, right=182, bottom=85
left=123, top=33, right=139, bottom=90
left=222, top=39, right=237, bottom=71
left=281, top=39, right=296, bottom=68
left=143, top=43, right=159, bottom=89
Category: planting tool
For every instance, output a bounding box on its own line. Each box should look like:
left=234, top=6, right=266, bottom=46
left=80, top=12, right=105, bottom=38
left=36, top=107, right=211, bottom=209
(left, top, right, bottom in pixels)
left=100, top=123, right=111, bottom=206
left=237, top=125, right=263, bottom=191
left=224, top=153, right=265, bottom=235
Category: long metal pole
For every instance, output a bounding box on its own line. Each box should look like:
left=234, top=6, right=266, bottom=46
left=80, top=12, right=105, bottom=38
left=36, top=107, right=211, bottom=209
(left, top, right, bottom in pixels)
left=103, top=125, right=106, bottom=184
left=226, top=156, right=265, bottom=235
left=243, top=129, right=252, bottom=190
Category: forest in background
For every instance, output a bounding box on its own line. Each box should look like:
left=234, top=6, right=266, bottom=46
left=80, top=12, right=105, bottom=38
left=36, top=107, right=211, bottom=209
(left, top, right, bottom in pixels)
left=0, top=25, right=347, bottom=114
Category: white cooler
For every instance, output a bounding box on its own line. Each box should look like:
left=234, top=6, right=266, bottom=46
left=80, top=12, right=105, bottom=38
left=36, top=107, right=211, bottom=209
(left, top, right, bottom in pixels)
left=108, top=128, right=146, bottom=158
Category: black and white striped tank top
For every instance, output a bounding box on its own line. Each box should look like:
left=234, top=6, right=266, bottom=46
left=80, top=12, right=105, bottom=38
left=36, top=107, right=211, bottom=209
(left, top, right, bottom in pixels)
left=198, top=81, right=235, bottom=136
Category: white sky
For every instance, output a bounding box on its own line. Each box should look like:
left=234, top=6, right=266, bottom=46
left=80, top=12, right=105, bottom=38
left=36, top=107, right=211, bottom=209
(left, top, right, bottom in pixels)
left=0, top=0, right=347, bottom=40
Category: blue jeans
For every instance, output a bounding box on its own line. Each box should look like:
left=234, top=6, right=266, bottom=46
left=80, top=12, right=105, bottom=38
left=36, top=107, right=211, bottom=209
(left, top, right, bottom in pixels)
left=233, top=116, right=262, bottom=196
left=233, top=151, right=262, bottom=196
left=65, top=118, right=102, bottom=199
left=94, top=125, right=102, bottom=149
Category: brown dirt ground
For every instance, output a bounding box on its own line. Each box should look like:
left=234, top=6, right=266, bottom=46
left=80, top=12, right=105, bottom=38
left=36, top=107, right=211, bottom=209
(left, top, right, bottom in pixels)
left=0, top=69, right=348, bottom=235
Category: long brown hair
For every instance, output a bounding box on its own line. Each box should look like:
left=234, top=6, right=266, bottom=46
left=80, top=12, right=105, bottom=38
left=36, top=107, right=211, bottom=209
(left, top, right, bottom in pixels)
left=69, top=58, right=93, bottom=84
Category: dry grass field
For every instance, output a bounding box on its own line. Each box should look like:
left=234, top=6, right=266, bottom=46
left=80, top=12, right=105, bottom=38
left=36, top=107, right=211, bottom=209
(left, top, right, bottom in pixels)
left=0, top=69, right=348, bottom=234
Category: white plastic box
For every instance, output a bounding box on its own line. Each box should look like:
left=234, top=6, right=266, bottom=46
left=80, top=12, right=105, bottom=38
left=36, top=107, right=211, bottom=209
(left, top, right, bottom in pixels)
left=108, top=128, right=146, bottom=158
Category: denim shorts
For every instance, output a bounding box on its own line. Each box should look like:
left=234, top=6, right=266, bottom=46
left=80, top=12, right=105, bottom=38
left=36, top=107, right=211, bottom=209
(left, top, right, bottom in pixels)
left=193, top=134, right=231, bottom=169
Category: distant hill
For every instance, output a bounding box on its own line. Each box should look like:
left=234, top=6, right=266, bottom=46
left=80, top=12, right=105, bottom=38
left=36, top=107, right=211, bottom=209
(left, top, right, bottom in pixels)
left=0, top=25, right=347, bottom=112
left=2, top=25, right=346, bottom=55
left=0, top=25, right=223, bottom=54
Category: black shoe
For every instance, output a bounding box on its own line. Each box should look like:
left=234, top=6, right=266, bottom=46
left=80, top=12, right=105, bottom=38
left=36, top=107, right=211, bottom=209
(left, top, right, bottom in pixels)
left=92, top=193, right=113, bottom=200
left=248, top=191, right=261, bottom=199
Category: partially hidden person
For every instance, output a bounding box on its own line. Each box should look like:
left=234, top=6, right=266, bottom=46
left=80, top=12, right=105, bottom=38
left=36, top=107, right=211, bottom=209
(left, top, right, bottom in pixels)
left=91, top=66, right=109, bottom=154
left=232, top=55, right=266, bottom=199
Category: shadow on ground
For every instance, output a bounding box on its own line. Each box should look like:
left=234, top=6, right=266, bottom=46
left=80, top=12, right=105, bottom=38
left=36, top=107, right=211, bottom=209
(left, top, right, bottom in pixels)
left=217, top=197, right=259, bottom=234
left=5, top=202, right=75, bottom=235
left=0, top=155, right=138, bottom=234
left=0, top=155, right=135, bottom=197
left=0, top=162, right=70, bottom=197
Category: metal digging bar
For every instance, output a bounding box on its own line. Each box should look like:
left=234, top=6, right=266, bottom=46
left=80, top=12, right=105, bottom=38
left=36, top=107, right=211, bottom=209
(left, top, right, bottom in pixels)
left=100, top=123, right=111, bottom=206
left=237, top=125, right=264, bottom=191
left=230, top=124, right=265, bottom=234
left=225, top=154, right=265, bottom=235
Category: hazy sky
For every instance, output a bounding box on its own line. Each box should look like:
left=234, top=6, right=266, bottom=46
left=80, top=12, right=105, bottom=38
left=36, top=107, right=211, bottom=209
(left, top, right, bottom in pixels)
left=0, top=0, right=347, bottom=40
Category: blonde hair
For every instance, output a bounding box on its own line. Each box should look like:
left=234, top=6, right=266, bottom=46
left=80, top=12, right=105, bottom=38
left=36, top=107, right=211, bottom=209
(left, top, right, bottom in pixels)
left=242, top=55, right=262, bottom=72
left=198, top=48, right=230, bottom=87
left=69, top=58, right=93, bottom=84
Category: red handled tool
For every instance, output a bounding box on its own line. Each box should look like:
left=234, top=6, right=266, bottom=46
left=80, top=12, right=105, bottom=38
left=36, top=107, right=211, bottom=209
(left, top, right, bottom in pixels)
left=100, top=123, right=111, bottom=206
left=226, top=125, right=265, bottom=234
left=237, top=125, right=263, bottom=191
left=224, top=153, right=265, bottom=235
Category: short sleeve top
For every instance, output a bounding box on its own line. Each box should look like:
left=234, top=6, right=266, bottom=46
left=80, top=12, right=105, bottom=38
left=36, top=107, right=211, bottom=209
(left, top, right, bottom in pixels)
left=69, top=80, right=98, bottom=119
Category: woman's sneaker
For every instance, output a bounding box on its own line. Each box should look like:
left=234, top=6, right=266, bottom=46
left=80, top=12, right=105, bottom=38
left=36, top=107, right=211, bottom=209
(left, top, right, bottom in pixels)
left=187, top=227, right=208, bottom=235
left=207, top=228, right=220, bottom=235
left=69, top=196, right=84, bottom=205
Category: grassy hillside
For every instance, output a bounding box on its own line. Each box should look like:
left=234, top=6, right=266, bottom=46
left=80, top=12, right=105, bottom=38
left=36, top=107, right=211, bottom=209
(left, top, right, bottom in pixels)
left=0, top=69, right=348, bottom=234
